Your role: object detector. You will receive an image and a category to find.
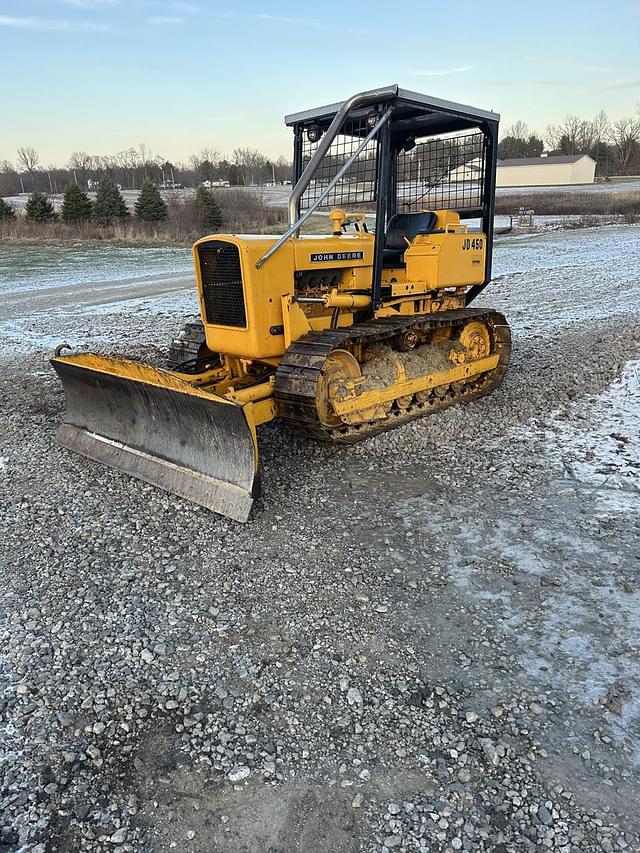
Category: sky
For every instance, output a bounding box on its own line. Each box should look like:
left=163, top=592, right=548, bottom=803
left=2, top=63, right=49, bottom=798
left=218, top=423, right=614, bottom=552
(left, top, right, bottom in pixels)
left=1, top=0, right=639, bottom=167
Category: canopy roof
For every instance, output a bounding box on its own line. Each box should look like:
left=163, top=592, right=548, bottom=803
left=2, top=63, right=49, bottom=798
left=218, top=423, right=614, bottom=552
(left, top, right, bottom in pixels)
left=285, top=85, right=499, bottom=139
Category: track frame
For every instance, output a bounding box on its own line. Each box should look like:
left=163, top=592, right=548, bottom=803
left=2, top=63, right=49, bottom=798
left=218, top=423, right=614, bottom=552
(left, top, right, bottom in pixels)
left=274, top=309, right=511, bottom=443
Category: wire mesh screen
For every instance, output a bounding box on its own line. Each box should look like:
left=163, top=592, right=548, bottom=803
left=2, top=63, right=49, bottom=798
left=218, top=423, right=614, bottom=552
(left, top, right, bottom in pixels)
left=396, top=131, right=486, bottom=213
left=299, top=116, right=378, bottom=211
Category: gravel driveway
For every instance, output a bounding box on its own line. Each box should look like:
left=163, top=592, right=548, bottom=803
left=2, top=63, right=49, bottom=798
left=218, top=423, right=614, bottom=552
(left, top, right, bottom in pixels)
left=1, top=225, right=639, bottom=852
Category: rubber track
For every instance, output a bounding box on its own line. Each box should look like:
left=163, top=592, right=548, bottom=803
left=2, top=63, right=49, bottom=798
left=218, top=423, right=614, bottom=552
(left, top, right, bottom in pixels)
left=274, top=308, right=511, bottom=444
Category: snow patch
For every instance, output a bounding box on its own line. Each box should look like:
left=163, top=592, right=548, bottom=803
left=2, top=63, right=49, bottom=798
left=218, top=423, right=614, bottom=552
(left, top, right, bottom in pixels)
left=541, top=360, right=640, bottom=513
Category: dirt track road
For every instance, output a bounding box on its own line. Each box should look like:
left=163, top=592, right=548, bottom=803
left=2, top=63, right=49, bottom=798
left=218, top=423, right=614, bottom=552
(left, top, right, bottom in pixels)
left=0, top=271, right=193, bottom=322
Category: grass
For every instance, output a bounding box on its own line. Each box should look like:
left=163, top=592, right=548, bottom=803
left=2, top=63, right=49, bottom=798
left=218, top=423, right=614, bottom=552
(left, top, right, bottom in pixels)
left=496, top=190, right=640, bottom=222
left=0, top=191, right=288, bottom=246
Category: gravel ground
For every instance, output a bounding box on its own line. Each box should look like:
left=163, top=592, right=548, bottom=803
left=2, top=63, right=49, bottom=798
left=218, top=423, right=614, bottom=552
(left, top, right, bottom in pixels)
left=1, top=225, right=639, bottom=852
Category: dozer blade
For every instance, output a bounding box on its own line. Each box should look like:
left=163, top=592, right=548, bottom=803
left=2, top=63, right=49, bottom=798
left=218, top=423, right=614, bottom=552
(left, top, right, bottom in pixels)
left=50, top=353, right=259, bottom=522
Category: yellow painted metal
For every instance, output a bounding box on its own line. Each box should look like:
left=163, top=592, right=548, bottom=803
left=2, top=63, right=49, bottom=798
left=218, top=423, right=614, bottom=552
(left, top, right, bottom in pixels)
left=281, top=295, right=312, bottom=349
left=226, top=378, right=274, bottom=404
left=404, top=211, right=485, bottom=289
left=192, top=210, right=486, bottom=364
left=246, top=397, right=278, bottom=426
left=316, top=349, right=361, bottom=427
left=193, top=235, right=294, bottom=360
left=389, top=281, right=423, bottom=296
left=50, top=352, right=263, bottom=521
left=52, top=352, right=239, bottom=402
left=458, top=320, right=491, bottom=361
left=292, top=233, right=374, bottom=271
left=328, top=208, right=347, bottom=235
left=331, top=354, right=499, bottom=417
left=374, top=293, right=465, bottom=318
left=54, top=213, right=494, bottom=448
left=170, top=365, right=229, bottom=387
left=50, top=202, right=505, bottom=522
left=324, top=291, right=371, bottom=309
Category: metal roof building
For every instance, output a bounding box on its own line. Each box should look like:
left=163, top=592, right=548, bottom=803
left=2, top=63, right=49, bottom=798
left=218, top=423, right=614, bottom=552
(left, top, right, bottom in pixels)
left=496, top=154, right=596, bottom=187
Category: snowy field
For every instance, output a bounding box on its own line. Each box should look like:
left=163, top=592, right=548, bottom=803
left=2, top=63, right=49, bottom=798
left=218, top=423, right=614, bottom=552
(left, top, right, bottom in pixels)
left=0, top=244, right=191, bottom=295
left=498, top=179, right=640, bottom=195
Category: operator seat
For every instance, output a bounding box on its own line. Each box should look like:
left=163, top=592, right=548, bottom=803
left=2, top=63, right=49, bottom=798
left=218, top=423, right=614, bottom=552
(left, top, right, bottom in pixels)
left=383, top=211, right=438, bottom=266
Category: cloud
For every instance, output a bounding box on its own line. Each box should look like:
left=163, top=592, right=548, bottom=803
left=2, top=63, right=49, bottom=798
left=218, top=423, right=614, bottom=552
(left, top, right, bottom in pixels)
left=255, top=13, right=327, bottom=29
left=580, top=65, right=613, bottom=73
left=526, top=57, right=613, bottom=74
left=0, top=15, right=109, bottom=31
left=167, top=1, right=198, bottom=11
left=601, top=78, right=640, bottom=90
left=55, top=0, right=119, bottom=6
left=254, top=12, right=367, bottom=35
left=479, top=78, right=590, bottom=87
left=148, top=15, right=184, bottom=24
left=409, top=66, right=472, bottom=77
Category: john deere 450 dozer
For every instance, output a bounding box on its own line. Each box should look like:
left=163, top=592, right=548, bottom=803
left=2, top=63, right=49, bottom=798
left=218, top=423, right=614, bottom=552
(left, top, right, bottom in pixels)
left=51, top=85, right=510, bottom=522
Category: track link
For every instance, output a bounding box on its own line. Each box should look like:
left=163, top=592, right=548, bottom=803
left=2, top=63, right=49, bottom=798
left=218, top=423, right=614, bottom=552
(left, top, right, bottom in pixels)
left=166, top=321, right=220, bottom=373
left=274, top=308, right=511, bottom=443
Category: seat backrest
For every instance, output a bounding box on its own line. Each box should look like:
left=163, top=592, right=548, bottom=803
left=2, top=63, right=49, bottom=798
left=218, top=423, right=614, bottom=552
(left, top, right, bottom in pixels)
left=384, top=212, right=438, bottom=252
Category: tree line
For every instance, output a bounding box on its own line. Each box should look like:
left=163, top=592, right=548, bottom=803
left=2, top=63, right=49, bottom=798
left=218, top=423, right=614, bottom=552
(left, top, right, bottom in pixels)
left=1, top=105, right=639, bottom=205
left=0, top=145, right=292, bottom=198
left=498, top=110, right=640, bottom=175
left=0, top=177, right=223, bottom=229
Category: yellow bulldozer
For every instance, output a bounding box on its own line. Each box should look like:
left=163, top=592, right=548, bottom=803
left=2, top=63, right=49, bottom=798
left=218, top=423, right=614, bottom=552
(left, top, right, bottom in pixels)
left=51, top=85, right=510, bottom=522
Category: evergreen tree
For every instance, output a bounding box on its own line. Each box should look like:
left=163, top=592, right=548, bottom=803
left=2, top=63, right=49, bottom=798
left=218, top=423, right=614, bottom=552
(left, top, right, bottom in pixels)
left=93, top=176, right=129, bottom=225
left=194, top=186, right=223, bottom=229
left=61, top=182, right=92, bottom=223
left=134, top=178, right=168, bottom=222
left=0, top=198, right=16, bottom=220
left=25, top=192, right=55, bottom=223
left=498, top=133, right=545, bottom=160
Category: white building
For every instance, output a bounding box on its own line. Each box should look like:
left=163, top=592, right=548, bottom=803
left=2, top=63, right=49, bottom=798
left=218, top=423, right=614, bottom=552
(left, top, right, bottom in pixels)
left=496, top=154, right=596, bottom=187
left=450, top=157, right=483, bottom=182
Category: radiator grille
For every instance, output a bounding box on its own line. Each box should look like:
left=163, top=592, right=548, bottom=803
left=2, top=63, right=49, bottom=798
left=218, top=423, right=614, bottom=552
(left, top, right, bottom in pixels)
left=197, top=241, right=246, bottom=327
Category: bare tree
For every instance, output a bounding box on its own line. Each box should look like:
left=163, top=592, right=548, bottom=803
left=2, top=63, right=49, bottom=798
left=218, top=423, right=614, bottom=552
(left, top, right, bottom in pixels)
left=503, top=120, right=529, bottom=141
left=119, top=148, right=139, bottom=188
left=68, top=151, right=94, bottom=187
left=138, top=143, right=153, bottom=180
left=200, top=148, right=219, bottom=166
left=590, top=110, right=611, bottom=145
left=609, top=117, right=640, bottom=173
left=190, top=149, right=221, bottom=183
left=17, top=146, right=39, bottom=172
left=233, top=147, right=266, bottom=185
left=150, top=154, right=165, bottom=183
left=545, top=116, right=590, bottom=154
left=274, top=154, right=292, bottom=183
left=16, top=146, right=40, bottom=187
left=68, top=151, right=93, bottom=171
